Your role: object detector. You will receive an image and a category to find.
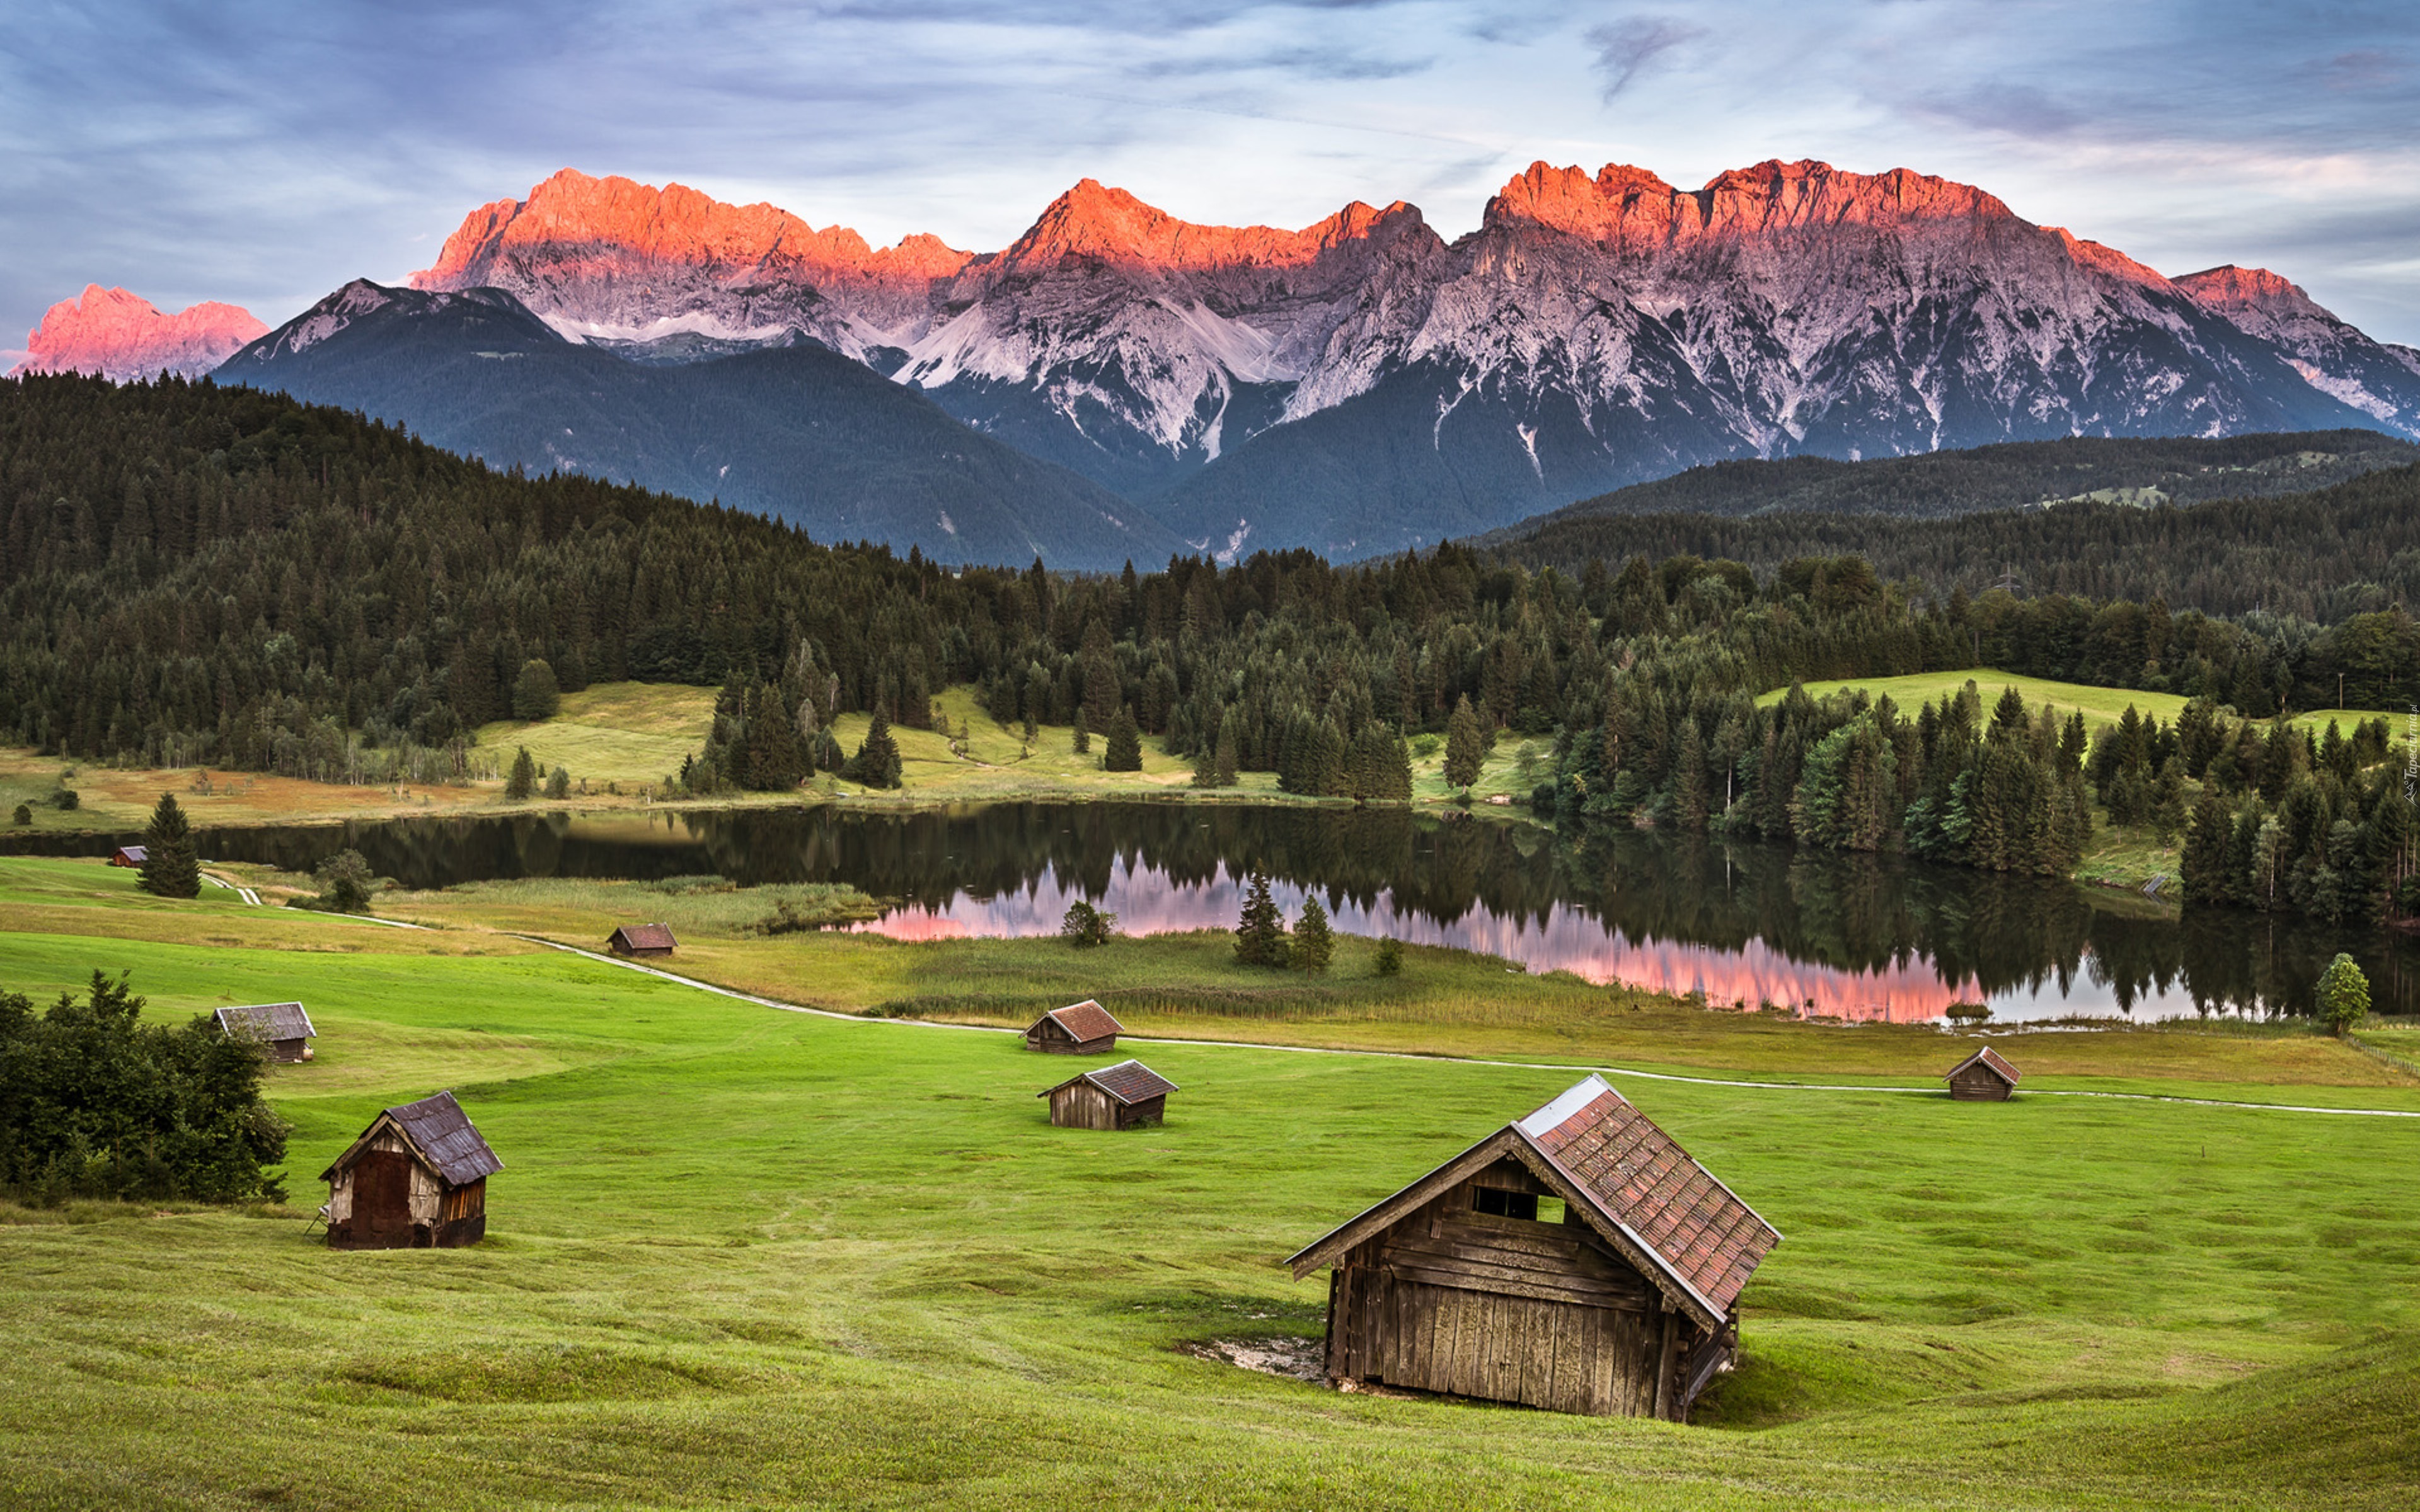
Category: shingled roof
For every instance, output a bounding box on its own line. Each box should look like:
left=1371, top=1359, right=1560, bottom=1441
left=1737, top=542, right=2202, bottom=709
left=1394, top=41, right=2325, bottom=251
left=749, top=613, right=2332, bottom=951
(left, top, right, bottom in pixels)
left=1036, top=1000, right=1123, bottom=1042
left=214, top=1002, right=315, bottom=1041
left=1288, top=1075, right=1781, bottom=1330
left=1040, top=1058, right=1177, bottom=1106
left=610, top=922, right=677, bottom=951
left=1945, top=1046, right=2020, bottom=1085
left=319, top=1090, right=503, bottom=1186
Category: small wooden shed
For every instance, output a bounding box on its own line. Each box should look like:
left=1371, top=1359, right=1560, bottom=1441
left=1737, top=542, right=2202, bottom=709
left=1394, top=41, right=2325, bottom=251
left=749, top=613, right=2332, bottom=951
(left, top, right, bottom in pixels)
left=607, top=922, right=677, bottom=958
left=109, top=845, right=147, bottom=868
left=1025, top=999, right=1123, bottom=1055
left=1040, top=1059, right=1177, bottom=1130
left=320, top=1090, right=502, bottom=1249
left=1288, top=1074, right=1781, bottom=1421
left=1945, top=1046, right=2020, bottom=1101
left=214, top=1001, right=316, bottom=1063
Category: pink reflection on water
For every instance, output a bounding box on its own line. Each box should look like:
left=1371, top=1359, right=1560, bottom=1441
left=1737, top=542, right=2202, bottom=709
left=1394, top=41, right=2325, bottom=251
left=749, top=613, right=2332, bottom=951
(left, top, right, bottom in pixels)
left=850, top=861, right=1982, bottom=1023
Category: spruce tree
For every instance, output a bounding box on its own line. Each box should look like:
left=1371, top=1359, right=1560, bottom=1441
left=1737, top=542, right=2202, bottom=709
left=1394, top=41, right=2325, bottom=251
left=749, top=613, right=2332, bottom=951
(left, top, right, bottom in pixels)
left=1233, top=870, right=1287, bottom=966
left=1192, top=709, right=1227, bottom=789
left=506, top=746, right=537, bottom=799
left=137, top=791, right=200, bottom=899
left=1290, top=895, right=1335, bottom=974
left=2181, top=793, right=2235, bottom=902
left=853, top=709, right=904, bottom=789
left=1445, top=694, right=1484, bottom=789
left=1103, top=705, right=1143, bottom=772
left=1071, top=708, right=1090, bottom=755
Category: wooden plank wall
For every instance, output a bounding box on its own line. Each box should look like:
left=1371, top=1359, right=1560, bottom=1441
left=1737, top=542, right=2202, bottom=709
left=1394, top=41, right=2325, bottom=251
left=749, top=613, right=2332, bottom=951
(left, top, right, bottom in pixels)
left=1326, top=1169, right=1678, bottom=1418
left=1949, top=1065, right=2012, bottom=1101
left=1049, top=1082, right=1120, bottom=1130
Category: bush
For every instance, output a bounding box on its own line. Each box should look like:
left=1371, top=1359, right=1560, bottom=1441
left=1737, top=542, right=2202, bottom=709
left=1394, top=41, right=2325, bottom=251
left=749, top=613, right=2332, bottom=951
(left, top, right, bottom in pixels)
left=9, top=805, right=28, bottom=827
left=0, top=971, right=291, bottom=1203
left=1944, top=1001, right=1993, bottom=1025
left=1373, top=936, right=1403, bottom=976
left=313, top=849, right=375, bottom=914
left=1060, top=899, right=1119, bottom=948
left=52, top=788, right=78, bottom=812
left=1412, top=734, right=1441, bottom=759
left=544, top=765, right=571, bottom=800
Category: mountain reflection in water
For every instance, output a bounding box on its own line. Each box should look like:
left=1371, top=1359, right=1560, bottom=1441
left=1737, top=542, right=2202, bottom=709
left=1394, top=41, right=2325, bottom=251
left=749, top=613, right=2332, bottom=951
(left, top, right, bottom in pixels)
left=23, top=800, right=2410, bottom=1022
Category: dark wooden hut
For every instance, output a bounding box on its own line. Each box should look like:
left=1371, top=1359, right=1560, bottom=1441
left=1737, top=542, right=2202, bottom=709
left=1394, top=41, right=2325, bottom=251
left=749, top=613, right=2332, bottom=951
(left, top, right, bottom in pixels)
left=320, top=1091, right=502, bottom=1249
left=607, top=922, right=677, bottom=958
left=109, top=845, right=147, bottom=868
left=1025, top=999, right=1122, bottom=1055
left=1040, top=1058, right=1177, bottom=1130
left=1288, top=1074, right=1780, bottom=1420
left=1945, top=1046, right=2020, bottom=1101
left=214, top=1001, right=316, bottom=1063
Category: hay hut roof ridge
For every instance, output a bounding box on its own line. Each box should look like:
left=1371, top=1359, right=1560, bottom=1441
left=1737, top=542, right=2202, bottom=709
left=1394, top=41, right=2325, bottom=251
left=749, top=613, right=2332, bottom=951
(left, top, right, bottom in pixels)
left=319, top=1090, right=502, bottom=1184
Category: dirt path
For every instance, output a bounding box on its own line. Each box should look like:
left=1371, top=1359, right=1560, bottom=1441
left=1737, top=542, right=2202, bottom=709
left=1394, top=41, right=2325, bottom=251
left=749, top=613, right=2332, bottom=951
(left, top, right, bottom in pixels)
left=513, top=936, right=2420, bottom=1120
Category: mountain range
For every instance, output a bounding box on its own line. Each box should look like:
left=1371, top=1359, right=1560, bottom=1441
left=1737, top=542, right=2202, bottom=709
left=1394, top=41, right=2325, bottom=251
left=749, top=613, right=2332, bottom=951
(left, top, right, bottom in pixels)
left=24, top=159, right=2420, bottom=568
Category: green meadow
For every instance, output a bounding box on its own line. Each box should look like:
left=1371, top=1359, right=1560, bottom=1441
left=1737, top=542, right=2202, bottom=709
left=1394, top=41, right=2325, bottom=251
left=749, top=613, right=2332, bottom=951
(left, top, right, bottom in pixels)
left=1758, top=670, right=2409, bottom=744
left=1, top=860, right=2417, bottom=1508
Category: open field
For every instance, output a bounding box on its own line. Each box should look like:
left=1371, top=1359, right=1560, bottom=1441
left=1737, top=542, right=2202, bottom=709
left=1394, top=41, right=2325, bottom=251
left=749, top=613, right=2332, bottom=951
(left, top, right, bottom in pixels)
left=3, top=869, right=2418, bottom=1509
left=1760, top=670, right=2411, bottom=746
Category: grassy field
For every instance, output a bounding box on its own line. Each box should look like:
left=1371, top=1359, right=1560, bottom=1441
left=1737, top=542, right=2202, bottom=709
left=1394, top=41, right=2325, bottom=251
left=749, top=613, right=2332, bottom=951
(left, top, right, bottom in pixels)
left=1, top=864, right=2417, bottom=1509
left=1761, top=670, right=2411, bottom=747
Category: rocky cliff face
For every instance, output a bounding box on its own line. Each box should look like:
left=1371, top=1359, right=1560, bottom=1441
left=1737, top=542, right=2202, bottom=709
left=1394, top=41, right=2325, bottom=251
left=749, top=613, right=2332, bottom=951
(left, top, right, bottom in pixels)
left=12, top=285, right=265, bottom=381
left=405, top=161, right=2420, bottom=556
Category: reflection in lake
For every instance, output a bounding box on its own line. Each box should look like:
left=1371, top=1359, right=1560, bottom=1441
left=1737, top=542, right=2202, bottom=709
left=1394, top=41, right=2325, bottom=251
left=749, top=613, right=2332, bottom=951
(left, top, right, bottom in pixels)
left=15, top=801, right=2411, bottom=1023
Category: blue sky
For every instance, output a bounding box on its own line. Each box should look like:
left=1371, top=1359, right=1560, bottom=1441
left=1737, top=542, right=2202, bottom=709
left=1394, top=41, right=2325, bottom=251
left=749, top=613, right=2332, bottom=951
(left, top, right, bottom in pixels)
left=6, top=0, right=2419, bottom=362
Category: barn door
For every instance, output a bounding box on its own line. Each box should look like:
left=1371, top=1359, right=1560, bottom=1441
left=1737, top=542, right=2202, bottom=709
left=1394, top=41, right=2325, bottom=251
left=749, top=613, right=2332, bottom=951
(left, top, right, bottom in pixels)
left=354, top=1149, right=414, bottom=1243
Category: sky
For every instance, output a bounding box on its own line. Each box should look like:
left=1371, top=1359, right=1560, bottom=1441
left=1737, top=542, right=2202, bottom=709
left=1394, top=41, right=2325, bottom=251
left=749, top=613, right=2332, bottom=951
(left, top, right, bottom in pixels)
left=6, top=0, right=2420, bottom=365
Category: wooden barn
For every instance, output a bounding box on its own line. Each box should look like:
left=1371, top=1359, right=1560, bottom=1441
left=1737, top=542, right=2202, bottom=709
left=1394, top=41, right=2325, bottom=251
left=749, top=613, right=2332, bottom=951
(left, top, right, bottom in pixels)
left=109, top=845, right=147, bottom=868
left=1039, top=1059, right=1177, bottom=1130
left=607, top=922, right=677, bottom=958
left=1025, top=999, right=1123, bottom=1055
left=1288, top=1074, right=1781, bottom=1421
left=320, top=1091, right=502, bottom=1249
left=214, top=1001, right=316, bottom=1063
left=1945, top=1046, right=2020, bottom=1101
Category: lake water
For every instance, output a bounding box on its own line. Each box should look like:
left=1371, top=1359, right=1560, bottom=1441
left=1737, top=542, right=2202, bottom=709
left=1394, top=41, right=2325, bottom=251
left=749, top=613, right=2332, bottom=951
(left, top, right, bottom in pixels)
left=16, top=801, right=2412, bottom=1023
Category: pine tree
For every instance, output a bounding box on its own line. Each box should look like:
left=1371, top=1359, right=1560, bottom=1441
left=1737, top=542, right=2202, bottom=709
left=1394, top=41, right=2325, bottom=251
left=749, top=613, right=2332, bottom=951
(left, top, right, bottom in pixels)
left=1071, top=708, right=1090, bottom=755
left=1444, top=694, right=1484, bottom=788
left=1103, top=704, right=1143, bottom=772
left=2150, top=757, right=2187, bottom=843
left=1233, top=871, right=1287, bottom=966
left=137, top=791, right=200, bottom=899
left=1213, top=713, right=1239, bottom=787
left=1670, top=720, right=1710, bottom=830
left=1192, top=709, right=1228, bottom=789
left=2181, top=793, right=2235, bottom=902
left=1290, top=895, right=1335, bottom=974
left=505, top=746, right=537, bottom=800
left=852, top=709, right=903, bottom=789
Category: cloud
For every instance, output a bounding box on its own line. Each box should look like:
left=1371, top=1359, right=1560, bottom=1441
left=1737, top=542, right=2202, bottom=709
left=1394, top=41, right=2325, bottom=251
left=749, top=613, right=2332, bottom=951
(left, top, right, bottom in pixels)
left=1907, top=83, right=2089, bottom=141
left=2310, top=49, right=2406, bottom=92
left=1585, top=14, right=1705, bottom=100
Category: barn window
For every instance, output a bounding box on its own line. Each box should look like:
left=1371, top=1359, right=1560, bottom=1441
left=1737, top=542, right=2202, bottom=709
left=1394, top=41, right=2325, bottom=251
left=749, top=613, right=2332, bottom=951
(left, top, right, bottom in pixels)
left=1536, top=1196, right=1567, bottom=1224
left=1474, top=1188, right=1537, bottom=1220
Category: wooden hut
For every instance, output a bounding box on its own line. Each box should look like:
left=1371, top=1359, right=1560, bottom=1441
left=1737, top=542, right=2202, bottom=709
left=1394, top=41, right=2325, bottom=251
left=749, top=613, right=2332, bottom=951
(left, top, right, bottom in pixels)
left=1025, top=999, right=1122, bottom=1055
left=606, top=922, right=677, bottom=958
left=1288, top=1074, right=1781, bottom=1421
left=1945, top=1046, right=2020, bottom=1101
left=320, top=1091, right=501, bottom=1249
left=1039, top=1059, right=1177, bottom=1130
left=214, top=1002, right=316, bottom=1063
left=108, top=845, right=147, bottom=868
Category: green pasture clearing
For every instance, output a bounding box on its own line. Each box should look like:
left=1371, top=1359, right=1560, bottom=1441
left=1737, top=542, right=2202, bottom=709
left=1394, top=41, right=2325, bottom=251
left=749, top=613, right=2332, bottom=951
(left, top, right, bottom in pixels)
left=1, top=915, right=2416, bottom=1509
left=1760, top=670, right=2409, bottom=743
left=475, top=682, right=722, bottom=788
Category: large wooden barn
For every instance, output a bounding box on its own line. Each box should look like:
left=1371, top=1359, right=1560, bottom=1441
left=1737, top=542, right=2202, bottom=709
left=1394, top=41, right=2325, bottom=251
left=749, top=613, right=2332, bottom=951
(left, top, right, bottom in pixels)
left=214, top=1001, right=316, bottom=1063
left=607, top=922, right=677, bottom=958
left=1025, top=999, right=1122, bottom=1055
left=1945, top=1046, right=2020, bottom=1101
left=1288, top=1074, right=1780, bottom=1420
left=320, top=1091, right=502, bottom=1249
left=1039, top=1059, right=1177, bottom=1130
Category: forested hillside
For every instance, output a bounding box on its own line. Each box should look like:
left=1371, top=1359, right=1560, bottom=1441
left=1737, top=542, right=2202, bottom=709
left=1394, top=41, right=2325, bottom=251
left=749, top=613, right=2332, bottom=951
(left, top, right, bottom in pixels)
left=1492, top=459, right=2420, bottom=621
left=3, top=373, right=2415, bottom=919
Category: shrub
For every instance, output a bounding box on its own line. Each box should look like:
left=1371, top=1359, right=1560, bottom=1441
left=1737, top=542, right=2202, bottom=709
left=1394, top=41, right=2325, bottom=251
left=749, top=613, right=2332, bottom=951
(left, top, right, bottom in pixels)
left=1944, top=1001, right=1993, bottom=1025
left=1373, top=936, right=1403, bottom=976
left=1060, top=900, right=1119, bottom=948
left=52, top=788, right=78, bottom=811
left=544, top=765, right=571, bottom=800
left=9, top=805, right=28, bottom=827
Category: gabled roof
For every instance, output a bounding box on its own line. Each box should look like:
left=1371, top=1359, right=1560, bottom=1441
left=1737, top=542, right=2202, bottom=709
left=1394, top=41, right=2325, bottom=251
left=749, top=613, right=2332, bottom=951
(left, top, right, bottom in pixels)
left=1287, top=1075, right=1781, bottom=1331
left=113, top=844, right=149, bottom=862
left=1034, top=999, right=1122, bottom=1042
left=610, top=922, right=677, bottom=951
left=1945, top=1046, right=2020, bottom=1085
left=214, top=1002, right=315, bottom=1041
left=1039, top=1058, right=1177, bottom=1106
left=320, top=1090, right=503, bottom=1186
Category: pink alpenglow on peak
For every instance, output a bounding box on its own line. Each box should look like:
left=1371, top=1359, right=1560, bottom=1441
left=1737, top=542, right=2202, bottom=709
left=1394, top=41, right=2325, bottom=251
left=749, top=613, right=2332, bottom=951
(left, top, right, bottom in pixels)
left=13, top=285, right=267, bottom=381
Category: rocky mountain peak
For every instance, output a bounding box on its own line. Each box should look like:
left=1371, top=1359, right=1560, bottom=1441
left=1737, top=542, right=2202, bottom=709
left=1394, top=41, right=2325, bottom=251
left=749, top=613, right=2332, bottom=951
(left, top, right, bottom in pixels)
left=2176, top=264, right=2329, bottom=319
left=11, top=284, right=265, bottom=381
left=998, top=179, right=1425, bottom=275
